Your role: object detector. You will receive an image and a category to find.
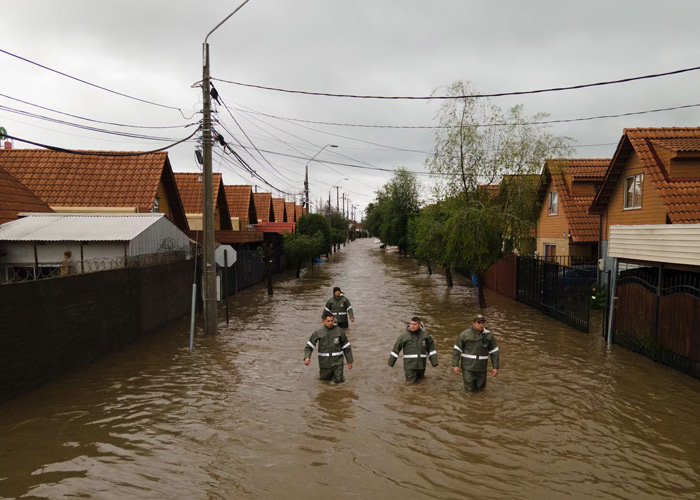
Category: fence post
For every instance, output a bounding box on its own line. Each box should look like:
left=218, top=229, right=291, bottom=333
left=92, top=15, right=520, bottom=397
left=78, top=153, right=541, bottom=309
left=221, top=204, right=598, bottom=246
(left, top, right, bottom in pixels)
left=606, top=258, right=618, bottom=344
left=652, top=264, right=663, bottom=339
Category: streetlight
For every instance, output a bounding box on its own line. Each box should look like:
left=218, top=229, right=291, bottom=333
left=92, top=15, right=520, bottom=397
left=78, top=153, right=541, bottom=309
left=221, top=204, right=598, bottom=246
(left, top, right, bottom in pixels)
left=332, top=177, right=349, bottom=211
left=200, top=0, right=252, bottom=337
left=304, top=144, right=338, bottom=211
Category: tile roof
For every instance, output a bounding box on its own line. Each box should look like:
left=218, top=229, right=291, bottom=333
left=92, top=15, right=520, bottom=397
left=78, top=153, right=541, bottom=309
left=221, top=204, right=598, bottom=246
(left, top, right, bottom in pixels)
left=285, top=202, right=297, bottom=222
left=252, top=192, right=274, bottom=222
left=271, top=197, right=287, bottom=222
left=590, top=128, right=700, bottom=223
left=0, top=149, right=166, bottom=210
left=0, top=167, right=53, bottom=224
left=295, top=204, right=303, bottom=220
left=253, top=222, right=296, bottom=234
left=540, top=159, right=610, bottom=242
left=174, top=172, right=222, bottom=213
left=224, top=185, right=257, bottom=227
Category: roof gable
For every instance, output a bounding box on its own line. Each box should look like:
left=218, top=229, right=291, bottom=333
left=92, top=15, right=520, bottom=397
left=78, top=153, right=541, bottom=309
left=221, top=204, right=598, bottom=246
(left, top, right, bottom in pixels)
left=0, top=167, right=53, bottom=224
left=252, top=192, right=274, bottom=222
left=590, top=128, right=700, bottom=222
left=285, top=202, right=296, bottom=222
left=271, top=197, right=287, bottom=222
left=224, top=185, right=258, bottom=226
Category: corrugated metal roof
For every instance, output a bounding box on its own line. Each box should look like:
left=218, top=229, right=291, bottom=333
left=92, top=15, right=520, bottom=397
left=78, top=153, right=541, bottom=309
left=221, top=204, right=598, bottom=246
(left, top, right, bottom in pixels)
left=0, top=213, right=166, bottom=241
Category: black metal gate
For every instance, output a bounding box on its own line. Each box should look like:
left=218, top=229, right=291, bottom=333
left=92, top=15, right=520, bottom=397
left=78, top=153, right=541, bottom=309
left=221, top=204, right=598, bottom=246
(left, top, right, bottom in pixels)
left=517, top=256, right=595, bottom=332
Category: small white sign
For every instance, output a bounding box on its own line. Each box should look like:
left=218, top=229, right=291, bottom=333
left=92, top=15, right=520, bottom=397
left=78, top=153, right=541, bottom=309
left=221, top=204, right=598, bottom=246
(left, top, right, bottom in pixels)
left=215, top=245, right=237, bottom=267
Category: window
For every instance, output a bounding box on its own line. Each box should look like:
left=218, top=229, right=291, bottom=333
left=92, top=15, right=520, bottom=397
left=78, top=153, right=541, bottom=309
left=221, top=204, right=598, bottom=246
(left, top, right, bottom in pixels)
left=624, top=174, right=643, bottom=209
left=151, top=192, right=160, bottom=213
left=548, top=191, right=558, bottom=215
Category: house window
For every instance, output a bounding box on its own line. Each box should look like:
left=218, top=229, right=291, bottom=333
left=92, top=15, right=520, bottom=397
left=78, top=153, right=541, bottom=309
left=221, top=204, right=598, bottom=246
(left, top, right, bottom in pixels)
left=623, top=174, right=643, bottom=209
left=152, top=192, right=160, bottom=213
left=548, top=191, right=558, bottom=215
left=544, top=244, right=556, bottom=261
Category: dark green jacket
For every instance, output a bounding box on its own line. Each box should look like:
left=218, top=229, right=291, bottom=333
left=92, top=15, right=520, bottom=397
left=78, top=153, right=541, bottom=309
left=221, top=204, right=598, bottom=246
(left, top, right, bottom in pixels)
left=388, top=326, right=438, bottom=370
left=305, top=324, right=354, bottom=369
left=451, top=326, right=499, bottom=372
left=323, top=294, right=354, bottom=323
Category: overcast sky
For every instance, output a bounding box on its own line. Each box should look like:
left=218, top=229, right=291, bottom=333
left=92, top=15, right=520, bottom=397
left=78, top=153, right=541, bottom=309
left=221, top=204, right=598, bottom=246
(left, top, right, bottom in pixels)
left=2, top=0, right=699, bottom=216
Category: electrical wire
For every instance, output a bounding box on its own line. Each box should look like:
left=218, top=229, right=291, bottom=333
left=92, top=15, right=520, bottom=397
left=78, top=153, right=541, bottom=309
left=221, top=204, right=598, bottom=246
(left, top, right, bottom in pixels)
left=5, top=129, right=200, bottom=156
left=0, top=48, right=194, bottom=118
left=212, top=64, right=700, bottom=100
left=0, top=92, right=199, bottom=129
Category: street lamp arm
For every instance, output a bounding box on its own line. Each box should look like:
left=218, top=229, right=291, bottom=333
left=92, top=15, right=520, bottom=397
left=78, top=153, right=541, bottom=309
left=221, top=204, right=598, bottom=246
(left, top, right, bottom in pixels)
left=205, top=0, right=252, bottom=44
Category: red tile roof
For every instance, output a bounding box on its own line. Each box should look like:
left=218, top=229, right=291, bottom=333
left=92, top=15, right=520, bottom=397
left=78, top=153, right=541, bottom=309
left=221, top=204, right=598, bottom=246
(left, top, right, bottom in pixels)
left=225, top=185, right=257, bottom=226
left=0, top=148, right=188, bottom=230
left=590, top=128, right=700, bottom=222
left=174, top=172, right=221, bottom=213
left=0, top=167, right=53, bottom=224
left=285, top=202, right=297, bottom=222
left=253, top=222, right=296, bottom=234
left=539, top=159, right=610, bottom=242
left=271, top=197, right=287, bottom=222
left=252, top=192, right=274, bottom=222
left=295, top=204, right=303, bottom=220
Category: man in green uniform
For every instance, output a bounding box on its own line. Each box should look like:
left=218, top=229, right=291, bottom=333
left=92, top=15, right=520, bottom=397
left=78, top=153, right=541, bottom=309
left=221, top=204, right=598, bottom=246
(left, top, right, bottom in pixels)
left=304, top=312, right=354, bottom=384
left=323, top=286, right=354, bottom=329
left=388, top=316, right=438, bottom=382
left=452, top=314, right=499, bottom=392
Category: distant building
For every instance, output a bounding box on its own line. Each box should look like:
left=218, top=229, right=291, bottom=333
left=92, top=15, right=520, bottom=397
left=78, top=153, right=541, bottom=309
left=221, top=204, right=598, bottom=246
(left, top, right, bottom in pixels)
left=252, top=192, right=275, bottom=223
left=174, top=173, right=232, bottom=231
left=271, top=197, right=287, bottom=222
left=224, top=185, right=258, bottom=230
left=0, top=166, right=53, bottom=225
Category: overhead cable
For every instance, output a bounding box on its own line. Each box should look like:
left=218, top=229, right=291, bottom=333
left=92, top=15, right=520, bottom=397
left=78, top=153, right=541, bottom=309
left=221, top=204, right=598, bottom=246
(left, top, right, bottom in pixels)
left=212, top=64, right=700, bottom=100
left=0, top=48, right=194, bottom=118
left=5, top=129, right=200, bottom=156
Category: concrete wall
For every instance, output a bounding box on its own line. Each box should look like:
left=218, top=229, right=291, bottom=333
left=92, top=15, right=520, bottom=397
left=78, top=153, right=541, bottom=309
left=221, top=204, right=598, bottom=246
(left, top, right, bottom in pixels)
left=0, top=259, right=193, bottom=404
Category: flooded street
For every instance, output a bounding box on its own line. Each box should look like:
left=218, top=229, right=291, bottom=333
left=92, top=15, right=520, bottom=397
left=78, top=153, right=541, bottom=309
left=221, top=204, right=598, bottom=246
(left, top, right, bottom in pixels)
left=1, top=238, right=699, bottom=499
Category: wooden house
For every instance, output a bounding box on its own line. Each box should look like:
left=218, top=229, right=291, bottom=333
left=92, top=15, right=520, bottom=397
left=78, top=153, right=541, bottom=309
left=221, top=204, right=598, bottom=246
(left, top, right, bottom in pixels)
left=271, top=197, right=287, bottom=222
left=225, top=185, right=257, bottom=230
left=174, top=173, right=232, bottom=231
left=252, top=192, right=275, bottom=223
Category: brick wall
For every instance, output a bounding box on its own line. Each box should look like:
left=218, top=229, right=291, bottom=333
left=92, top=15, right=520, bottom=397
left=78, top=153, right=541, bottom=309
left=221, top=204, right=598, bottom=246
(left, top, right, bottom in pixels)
left=0, top=260, right=192, bottom=403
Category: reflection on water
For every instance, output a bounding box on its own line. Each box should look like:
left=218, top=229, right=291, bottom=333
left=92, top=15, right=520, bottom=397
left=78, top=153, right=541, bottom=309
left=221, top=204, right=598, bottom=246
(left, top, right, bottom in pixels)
left=1, top=239, right=699, bottom=499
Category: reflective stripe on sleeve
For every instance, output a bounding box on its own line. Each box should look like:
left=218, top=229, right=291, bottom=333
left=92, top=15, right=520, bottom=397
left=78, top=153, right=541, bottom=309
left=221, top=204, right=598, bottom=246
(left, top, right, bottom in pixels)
left=307, top=341, right=315, bottom=349
left=324, top=307, right=332, bottom=312
left=453, top=345, right=463, bottom=352
left=346, top=306, right=353, bottom=311
left=390, top=351, right=399, bottom=358
left=489, top=347, right=499, bottom=354
left=342, top=342, right=351, bottom=349
left=428, top=350, right=437, bottom=356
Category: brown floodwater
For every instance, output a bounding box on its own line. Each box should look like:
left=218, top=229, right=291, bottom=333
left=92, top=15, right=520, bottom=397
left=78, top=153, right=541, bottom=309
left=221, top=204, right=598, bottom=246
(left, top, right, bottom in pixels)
left=1, top=239, right=699, bottom=499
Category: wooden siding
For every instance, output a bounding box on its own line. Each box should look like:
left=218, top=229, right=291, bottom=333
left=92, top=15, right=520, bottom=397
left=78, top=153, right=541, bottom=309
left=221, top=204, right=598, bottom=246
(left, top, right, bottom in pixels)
left=536, top=237, right=569, bottom=257
left=609, top=224, right=700, bottom=266
left=604, top=151, right=666, bottom=240
left=536, top=184, right=569, bottom=238
left=156, top=181, right=171, bottom=219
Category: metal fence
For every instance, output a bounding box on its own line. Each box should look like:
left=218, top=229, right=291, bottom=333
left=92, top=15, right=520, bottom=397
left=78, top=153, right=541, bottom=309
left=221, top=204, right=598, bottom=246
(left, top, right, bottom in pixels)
left=1, top=250, right=190, bottom=285
left=517, top=256, right=596, bottom=332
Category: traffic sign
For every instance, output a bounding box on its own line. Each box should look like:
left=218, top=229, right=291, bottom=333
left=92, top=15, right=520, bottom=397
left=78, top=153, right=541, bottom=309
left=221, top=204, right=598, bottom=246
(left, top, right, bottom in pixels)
left=215, top=245, right=237, bottom=267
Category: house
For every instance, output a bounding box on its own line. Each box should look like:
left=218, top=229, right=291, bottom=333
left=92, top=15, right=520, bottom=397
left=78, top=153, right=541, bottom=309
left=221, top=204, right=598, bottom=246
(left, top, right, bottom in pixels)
left=225, top=185, right=257, bottom=230
left=0, top=166, right=53, bottom=225
left=252, top=192, right=275, bottom=223
left=295, top=204, right=304, bottom=220
left=589, top=127, right=700, bottom=271
left=285, top=202, right=297, bottom=223
left=174, top=173, right=233, bottom=231
left=0, top=149, right=189, bottom=232
left=536, top=158, right=609, bottom=262
left=271, top=197, right=287, bottom=222
left=0, top=213, right=190, bottom=281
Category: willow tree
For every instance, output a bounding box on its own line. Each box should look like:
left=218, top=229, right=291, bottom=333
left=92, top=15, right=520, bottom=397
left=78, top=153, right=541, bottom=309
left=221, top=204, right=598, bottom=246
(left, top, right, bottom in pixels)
left=427, top=80, right=570, bottom=307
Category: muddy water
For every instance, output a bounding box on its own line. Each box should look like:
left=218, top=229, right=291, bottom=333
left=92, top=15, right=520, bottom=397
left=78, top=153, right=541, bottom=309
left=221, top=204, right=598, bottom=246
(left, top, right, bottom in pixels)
left=1, top=239, right=699, bottom=499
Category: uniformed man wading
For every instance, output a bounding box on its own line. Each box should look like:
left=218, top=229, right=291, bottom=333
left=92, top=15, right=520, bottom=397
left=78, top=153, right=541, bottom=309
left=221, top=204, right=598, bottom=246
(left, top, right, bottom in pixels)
left=388, top=316, right=438, bottom=382
left=304, top=312, right=354, bottom=384
left=323, top=286, right=354, bottom=329
left=452, top=314, right=500, bottom=392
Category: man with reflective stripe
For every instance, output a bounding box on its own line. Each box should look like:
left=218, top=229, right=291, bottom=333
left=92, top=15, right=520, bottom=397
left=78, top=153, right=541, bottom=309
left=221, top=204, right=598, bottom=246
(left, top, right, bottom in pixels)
left=304, top=312, right=354, bottom=384
left=388, top=316, right=438, bottom=382
left=323, top=286, right=355, bottom=329
left=452, top=314, right=499, bottom=392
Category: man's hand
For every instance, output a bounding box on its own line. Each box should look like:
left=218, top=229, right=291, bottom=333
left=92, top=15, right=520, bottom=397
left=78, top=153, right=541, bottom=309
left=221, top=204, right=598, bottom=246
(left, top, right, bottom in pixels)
left=304, top=358, right=310, bottom=366
left=492, top=368, right=498, bottom=377
left=347, top=363, right=353, bottom=370
left=350, top=318, right=355, bottom=323
left=452, top=366, right=460, bottom=375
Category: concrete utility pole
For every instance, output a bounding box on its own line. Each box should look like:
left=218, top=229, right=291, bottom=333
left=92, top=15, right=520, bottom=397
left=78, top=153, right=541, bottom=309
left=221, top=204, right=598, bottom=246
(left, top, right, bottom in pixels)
left=201, top=0, right=252, bottom=335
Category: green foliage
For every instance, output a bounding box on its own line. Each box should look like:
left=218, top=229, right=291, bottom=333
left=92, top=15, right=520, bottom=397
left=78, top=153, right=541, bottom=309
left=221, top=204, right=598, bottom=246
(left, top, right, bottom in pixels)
left=296, top=213, right=332, bottom=255
left=282, top=232, right=321, bottom=267
left=590, top=285, right=607, bottom=309
left=364, top=168, right=421, bottom=252
left=408, top=202, right=450, bottom=267
left=328, top=211, right=350, bottom=243
left=331, top=228, right=346, bottom=246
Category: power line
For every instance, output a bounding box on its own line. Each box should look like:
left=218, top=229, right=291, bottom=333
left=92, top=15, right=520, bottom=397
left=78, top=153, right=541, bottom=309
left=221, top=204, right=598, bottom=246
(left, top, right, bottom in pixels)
left=0, top=48, right=194, bottom=118
left=212, top=64, right=700, bottom=100
left=0, top=92, right=198, bottom=129
left=5, top=129, right=200, bottom=156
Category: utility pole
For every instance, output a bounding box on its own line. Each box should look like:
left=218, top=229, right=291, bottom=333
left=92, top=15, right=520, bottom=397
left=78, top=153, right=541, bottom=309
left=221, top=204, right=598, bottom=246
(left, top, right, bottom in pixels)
left=201, top=0, right=252, bottom=335
left=342, top=193, right=345, bottom=218
left=336, top=186, right=340, bottom=211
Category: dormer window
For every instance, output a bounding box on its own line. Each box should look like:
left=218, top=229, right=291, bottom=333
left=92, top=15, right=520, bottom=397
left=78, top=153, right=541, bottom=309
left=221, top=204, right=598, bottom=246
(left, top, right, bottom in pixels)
left=548, top=191, right=558, bottom=215
left=623, top=174, right=643, bottom=209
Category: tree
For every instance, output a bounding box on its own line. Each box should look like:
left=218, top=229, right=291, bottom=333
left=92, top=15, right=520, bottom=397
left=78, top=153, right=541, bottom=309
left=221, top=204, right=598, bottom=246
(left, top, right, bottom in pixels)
left=296, top=213, right=332, bottom=256
left=283, top=232, right=324, bottom=278
left=427, top=80, right=570, bottom=307
left=328, top=211, right=350, bottom=251
left=365, top=168, right=421, bottom=254
left=408, top=201, right=451, bottom=281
